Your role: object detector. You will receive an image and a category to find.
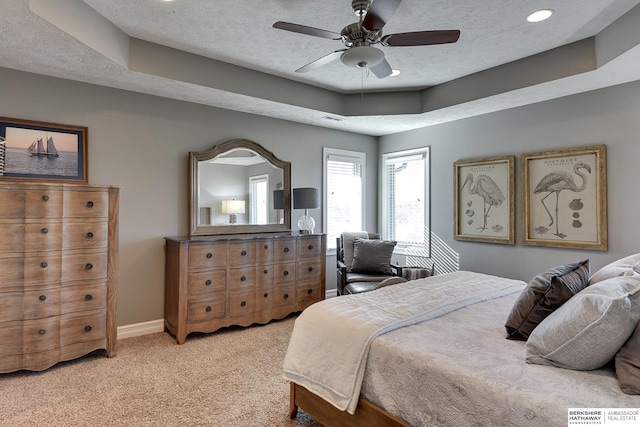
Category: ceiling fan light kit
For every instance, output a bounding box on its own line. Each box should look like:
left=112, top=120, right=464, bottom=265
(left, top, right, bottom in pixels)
left=272, top=0, right=460, bottom=79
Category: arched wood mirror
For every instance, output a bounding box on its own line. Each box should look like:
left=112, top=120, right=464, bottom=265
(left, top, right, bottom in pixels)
left=189, top=139, right=291, bottom=236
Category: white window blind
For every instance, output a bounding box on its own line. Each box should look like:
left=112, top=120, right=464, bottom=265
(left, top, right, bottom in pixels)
left=382, top=148, right=430, bottom=256
left=324, top=148, right=365, bottom=250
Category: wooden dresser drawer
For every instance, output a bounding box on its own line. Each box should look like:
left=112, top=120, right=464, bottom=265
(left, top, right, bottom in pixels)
left=23, top=253, right=62, bottom=285
left=272, top=262, right=296, bottom=286
left=23, top=317, right=61, bottom=353
left=296, top=261, right=322, bottom=283
left=24, top=220, right=63, bottom=252
left=188, top=243, right=227, bottom=269
left=25, top=189, right=63, bottom=218
left=61, top=283, right=107, bottom=313
left=0, top=256, right=25, bottom=289
left=229, top=292, right=255, bottom=317
left=61, top=249, right=107, bottom=282
left=188, top=297, right=226, bottom=323
left=23, top=288, right=61, bottom=320
left=188, top=270, right=226, bottom=295
left=255, top=289, right=273, bottom=312
left=0, top=221, right=25, bottom=252
left=297, top=236, right=323, bottom=259
left=0, top=322, right=23, bottom=357
left=228, top=241, right=256, bottom=266
left=273, top=238, right=297, bottom=262
left=0, top=291, right=25, bottom=322
left=63, top=190, right=108, bottom=218
left=0, top=187, right=26, bottom=218
left=255, top=264, right=274, bottom=290
left=60, top=310, right=107, bottom=345
left=297, top=283, right=322, bottom=306
left=62, top=220, right=108, bottom=250
left=255, top=240, right=273, bottom=264
left=273, top=284, right=296, bottom=308
left=229, top=267, right=256, bottom=292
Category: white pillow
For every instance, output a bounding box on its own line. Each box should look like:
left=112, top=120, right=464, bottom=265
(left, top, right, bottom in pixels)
left=589, top=253, right=640, bottom=285
left=525, top=276, right=640, bottom=371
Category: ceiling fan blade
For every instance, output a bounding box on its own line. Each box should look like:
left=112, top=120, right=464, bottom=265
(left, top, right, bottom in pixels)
left=362, top=0, right=402, bottom=32
left=384, top=30, right=460, bottom=46
left=273, top=21, right=341, bottom=40
left=296, top=50, right=346, bottom=73
left=369, top=58, right=393, bottom=78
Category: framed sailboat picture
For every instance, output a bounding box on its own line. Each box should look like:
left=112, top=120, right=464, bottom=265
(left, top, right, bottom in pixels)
left=0, top=117, right=87, bottom=183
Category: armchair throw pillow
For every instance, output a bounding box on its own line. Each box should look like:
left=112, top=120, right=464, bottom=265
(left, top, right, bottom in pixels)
left=349, top=238, right=397, bottom=275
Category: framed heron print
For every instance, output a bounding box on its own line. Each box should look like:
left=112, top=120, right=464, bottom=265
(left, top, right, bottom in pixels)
left=0, top=117, right=88, bottom=183
left=454, top=155, right=515, bottom=244
left=522, top=145, right=607, bottom=250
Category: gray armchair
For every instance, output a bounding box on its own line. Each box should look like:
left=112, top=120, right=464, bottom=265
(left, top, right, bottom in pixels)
left=336, top=231, right=404, bottom=295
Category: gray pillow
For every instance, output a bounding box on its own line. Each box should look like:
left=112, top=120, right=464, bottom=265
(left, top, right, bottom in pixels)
left=349, top=238, right=396, bottom=275
left=505, top=259, right=590, bottom=340
left=525, top=276, right=640, bottom=371
left=616, top=322, right=640, bottom=395
left=589, top=253, right=640, bottom=285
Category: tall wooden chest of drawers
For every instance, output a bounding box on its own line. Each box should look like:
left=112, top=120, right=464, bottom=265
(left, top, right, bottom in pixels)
left=164, top=234, right=326, bottom=344
left=0, top=182, right=119, bottom=373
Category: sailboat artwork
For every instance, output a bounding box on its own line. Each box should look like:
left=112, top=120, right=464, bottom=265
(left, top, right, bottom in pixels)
left=26, top=136, right=59, bottom=157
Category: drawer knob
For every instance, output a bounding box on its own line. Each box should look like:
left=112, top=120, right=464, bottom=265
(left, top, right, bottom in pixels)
left=264, top=244, right=269, bottom=249
left=42, top=195, right=49, bottom=202
left=284, top=247, right=290, bottom=253
left=308, top=266, right=313, bottom=272
left=205, top=279, right=212, bottom=286
left=263, top=293, right=269, bottom=298
left=84, top=325, right=92, bottom=332
left=39, top=329, right=46, bottom=335
left=263, top=269, right=268, bottom=274
left=283, top=270, right=289, bottom=276
left=41, top=227, right=48, bottom=234
left=307, top=288, right=313, bottom=294
left=241, top=250, right=247, bottom=256
left=240, top=301, right=247, bottom=307
left=85, top=263, right=93, bottom=270
left=206, top=252, right=213, bottom=259
left=206, top=306, right=212, bottom=312
left=86, top=201, right=94, bottom=208
left=240, top=275, right=246, bottom=282
left=39, top=295, right=47, bottom=301
left=283, top=293, right=289, bottom=299
left=40, top=261, right=48, bottom=268
left=86, top=232, right=94, bottom=239
left=308, top=244, right=314, bottom=250
left=85, top=294, right=93, bottom=301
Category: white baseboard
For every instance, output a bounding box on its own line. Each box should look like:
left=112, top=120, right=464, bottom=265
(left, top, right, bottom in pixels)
left=117, top=319, right=165, bottom=340
left=325, top=288, right=338, bottom=298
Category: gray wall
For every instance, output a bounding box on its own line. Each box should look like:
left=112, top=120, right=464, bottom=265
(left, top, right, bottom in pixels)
left=0, top=67, right=378, bottom=326
left=380, top=80, right=640, bottom=283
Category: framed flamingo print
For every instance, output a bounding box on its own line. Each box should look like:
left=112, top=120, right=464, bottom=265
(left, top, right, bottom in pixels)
left=522, top=145, right=607, bottom=250
left=454, top=155, right=515, bottom=244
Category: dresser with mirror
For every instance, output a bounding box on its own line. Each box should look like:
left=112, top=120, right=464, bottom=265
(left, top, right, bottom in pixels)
left=164, top=139, right=326, bottom=344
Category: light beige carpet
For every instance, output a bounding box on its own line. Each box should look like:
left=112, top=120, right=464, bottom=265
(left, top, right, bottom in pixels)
left=0, top=314, right=322, bottom=426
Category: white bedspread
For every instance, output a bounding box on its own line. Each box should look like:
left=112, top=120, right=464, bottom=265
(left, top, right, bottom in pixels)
left=282, top=271, right=526, bottom=414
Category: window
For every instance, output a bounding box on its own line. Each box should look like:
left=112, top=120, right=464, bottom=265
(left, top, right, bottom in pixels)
left=382, top=148, right=430, bottom=256
left=249, top=174, right=268, bottom=224
left=323, top=148, right=365, bottom=251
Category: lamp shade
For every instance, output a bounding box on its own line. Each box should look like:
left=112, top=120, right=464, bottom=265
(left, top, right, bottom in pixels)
left=293, top=187, right=320, bottom=210
left=273, top=190, right=284, bottom=210
left=221, top=200, right=245, bottom=214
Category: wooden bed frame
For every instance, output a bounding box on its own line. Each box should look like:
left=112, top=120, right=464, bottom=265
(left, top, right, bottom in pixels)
left=289, top=382, right=410, bottom=427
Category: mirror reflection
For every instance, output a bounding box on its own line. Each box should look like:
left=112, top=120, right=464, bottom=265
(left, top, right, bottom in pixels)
left=198, top=148, right=284, bottom=226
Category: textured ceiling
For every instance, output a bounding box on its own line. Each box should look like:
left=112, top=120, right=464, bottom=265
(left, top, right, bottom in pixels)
left=1, top=0, right=640, bottom=135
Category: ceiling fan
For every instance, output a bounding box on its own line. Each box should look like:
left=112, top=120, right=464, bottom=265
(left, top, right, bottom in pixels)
left=272, top=0, right=460, bottom=78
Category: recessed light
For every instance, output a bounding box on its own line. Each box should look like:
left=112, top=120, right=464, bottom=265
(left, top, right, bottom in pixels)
left=527, top=9, right=553, bottom=23
left=390, top=70, right=401, bottom=77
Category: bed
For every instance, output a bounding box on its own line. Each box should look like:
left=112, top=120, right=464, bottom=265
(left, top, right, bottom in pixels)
left=283, top=258, right=640, bottom=427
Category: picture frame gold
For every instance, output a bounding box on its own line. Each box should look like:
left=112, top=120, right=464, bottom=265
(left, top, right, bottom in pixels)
left=522, top=145, right=607, bottom=250
left=0, top=117, right=88, bottom=183
left=454, top=155, right=515, bottom=244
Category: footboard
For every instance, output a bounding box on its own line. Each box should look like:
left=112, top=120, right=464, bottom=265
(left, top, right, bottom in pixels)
left=289, top=382, right=410, bottom=427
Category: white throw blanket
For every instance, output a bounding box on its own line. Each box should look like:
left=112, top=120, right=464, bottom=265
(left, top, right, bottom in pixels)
left=282, top=271, right=526, bottom=414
